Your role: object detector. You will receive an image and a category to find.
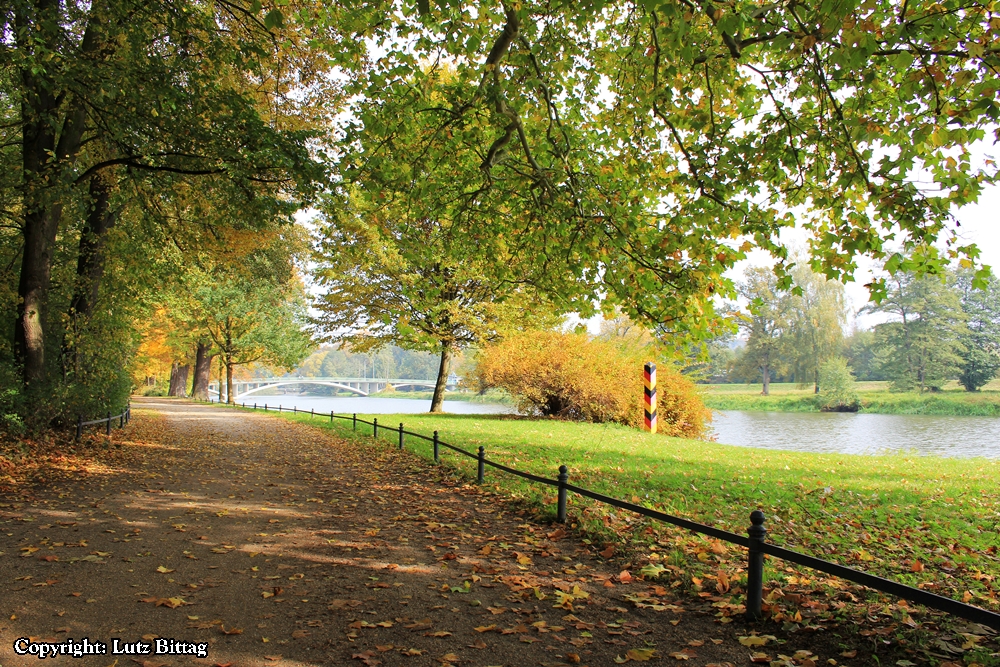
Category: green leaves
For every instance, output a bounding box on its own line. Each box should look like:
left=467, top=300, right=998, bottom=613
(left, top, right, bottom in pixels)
left=263, top=9, right=284, bottom=30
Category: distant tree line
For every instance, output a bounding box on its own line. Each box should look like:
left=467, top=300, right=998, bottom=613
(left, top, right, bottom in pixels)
left=705, top=267, right=1000, bottom=393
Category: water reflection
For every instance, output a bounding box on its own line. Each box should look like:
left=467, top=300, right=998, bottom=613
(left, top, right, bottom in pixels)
left=212, top=394, right=513, bottom=415
left=711, top=410, right=1000, bottom=458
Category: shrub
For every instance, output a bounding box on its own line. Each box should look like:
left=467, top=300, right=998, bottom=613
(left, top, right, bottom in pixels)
left=818, top=357, right=859, bottom=412
left=472, top=330, right=710, bottom=438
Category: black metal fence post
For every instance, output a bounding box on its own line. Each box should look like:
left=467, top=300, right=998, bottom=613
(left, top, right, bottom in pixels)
left=105, top=412, right=112, bottom=436
left=477, top=446, right=485, bottom=483
left=311, top=408, right=315, bottom=418
left=433, top=431, right=439, bottom=464
left=746, top=510, right=767, bottom=620
left=76, top=416, right=82, bottom=441
left=373, top=417, right=378, bottom=439
left=330, top=411, right=334, bottom=423
left=353, top=413, right=357, bottom=431
left=120, top=412, right=124, bottom=428
left=557, top=465, right=569, bottom=523
left=398, top=423, right=404, bottom=450
left=254, top=403, right=257, bottom=410
left=264, top=403, right=268, bottom=411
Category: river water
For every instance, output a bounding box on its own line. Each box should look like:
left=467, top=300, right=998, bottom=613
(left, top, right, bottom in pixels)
left=215, top=394, right=514, bottom=415
left=215, top=394, right=998, bottom=459
left=710, top=409, right=1000, bottom=459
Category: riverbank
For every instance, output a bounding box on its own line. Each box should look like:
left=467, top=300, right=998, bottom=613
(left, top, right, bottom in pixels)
left=369, top=388, right=515, bottom=404
left=259, top=406, right=1000, bottom=617
left=702, top=382, right=1000, bottom=416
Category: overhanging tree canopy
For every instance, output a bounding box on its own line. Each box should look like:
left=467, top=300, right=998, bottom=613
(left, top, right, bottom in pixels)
left=339, top=0, right=998, bottom=339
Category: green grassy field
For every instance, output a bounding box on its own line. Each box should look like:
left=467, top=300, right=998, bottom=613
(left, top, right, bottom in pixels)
left=701, top=381, right=1000, bottom=415
left=260, top=406, right=1000, bottom=612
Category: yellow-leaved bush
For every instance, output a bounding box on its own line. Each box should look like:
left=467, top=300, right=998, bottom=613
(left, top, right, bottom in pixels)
left=472, top=330, right=710, bottom=438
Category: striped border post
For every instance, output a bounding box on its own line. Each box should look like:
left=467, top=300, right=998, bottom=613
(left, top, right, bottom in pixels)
left=644, top=362, right=657, bottom=433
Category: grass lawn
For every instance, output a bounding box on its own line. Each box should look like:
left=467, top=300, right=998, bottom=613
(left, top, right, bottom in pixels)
left=702, top=382, right=1000, bottom=416
left=260, top=406, right=1000, bottom=614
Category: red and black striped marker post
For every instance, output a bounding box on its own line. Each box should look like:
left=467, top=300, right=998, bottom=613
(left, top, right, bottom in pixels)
left=644, top=362, right=657, bottom=433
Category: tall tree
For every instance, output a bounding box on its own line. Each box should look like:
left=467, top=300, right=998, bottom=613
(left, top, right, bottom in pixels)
left=868, top=272, right=966, bottom=391
left=785, top=267, right=847, bottom=393
left=318, top=73, right=563, bottom=412
left=2, top=0, right=335, bottom=392
left=956, top=270, right=1000, bottom=391
left=314, top=200, right=553, bottom=412
left=198, top=279, right=312, bottom=405
left=735, top=267, right=792, bottom=395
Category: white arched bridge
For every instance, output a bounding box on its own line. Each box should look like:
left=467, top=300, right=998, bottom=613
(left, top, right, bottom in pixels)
left=208, top=376, right=456, bottom=401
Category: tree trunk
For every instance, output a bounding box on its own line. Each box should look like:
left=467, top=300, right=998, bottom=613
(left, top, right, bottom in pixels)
left=226, top=355, right=235, bottom=405
left=68, top=172, right=117, bottom=320
left=430, top=342, right=452, bottom=413
left=814, top=368, right=820, bottom=394
left=13, top=2, right=96, bottom=387
left=168, top=363, right=190, bottom=397
left=61, top=172, right=118, bottom=376
left=191, top=342, right=214, bottom=401
left=761, top=363, right=770, bottom=396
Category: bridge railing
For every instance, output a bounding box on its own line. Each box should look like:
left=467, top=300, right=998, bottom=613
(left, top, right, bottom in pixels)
left=238, top=401, right=1000, bottom=630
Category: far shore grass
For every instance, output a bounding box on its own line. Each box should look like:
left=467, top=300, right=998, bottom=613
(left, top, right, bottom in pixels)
left=245, top=403, right=1000, bottom=613
left=702, top=380, right=1000, bottom=416
left=369, top=388, right=514, bottom=404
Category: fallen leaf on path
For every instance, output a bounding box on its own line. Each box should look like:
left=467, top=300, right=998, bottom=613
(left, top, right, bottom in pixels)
left=156, top=597, right=188, bottom=608
left=738, top=636, right=775, bottom=647
left=156, top=566, right=174, bottom=574
left=351, top=652, right=378, bottom=666
left=329, top=599, right=362, bottom=609
left=614, top=648, right=658, bottom=662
